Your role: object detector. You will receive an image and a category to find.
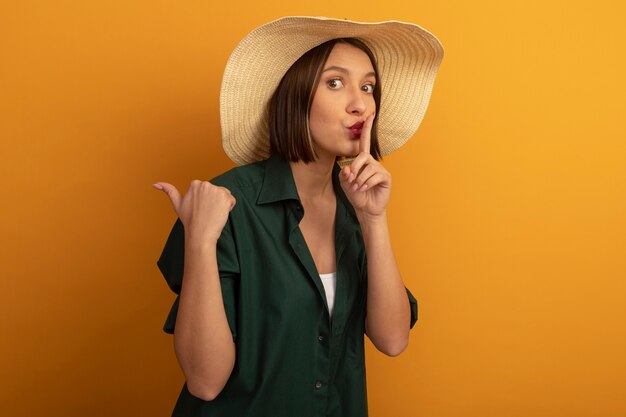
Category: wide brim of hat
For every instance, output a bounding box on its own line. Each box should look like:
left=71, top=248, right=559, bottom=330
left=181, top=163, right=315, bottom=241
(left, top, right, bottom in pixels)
left=220, top=16, right=444, bottom=166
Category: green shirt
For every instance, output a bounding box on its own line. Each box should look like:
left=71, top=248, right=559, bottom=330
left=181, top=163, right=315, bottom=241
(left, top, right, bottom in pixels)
left=157, top=154, right=418, bottom=417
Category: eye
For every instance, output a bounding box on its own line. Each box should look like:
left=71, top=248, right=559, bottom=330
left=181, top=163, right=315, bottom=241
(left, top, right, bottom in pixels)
left=327, top=78, right=344, bottom=89
left=362, top=83, right=375, bottom=93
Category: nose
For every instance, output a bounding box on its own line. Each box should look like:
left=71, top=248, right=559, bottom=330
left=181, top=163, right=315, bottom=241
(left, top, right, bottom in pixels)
left=346, top=88, right=367, bottom=115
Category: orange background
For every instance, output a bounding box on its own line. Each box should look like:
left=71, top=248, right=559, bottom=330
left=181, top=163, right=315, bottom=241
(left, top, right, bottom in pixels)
left=2, top=1, right=625, bottom=416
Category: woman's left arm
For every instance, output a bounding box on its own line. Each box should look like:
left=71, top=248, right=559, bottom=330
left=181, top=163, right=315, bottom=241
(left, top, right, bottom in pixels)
left=339, top=114, right=412, bottom=356
left=357, top=211, right=411, bottom=356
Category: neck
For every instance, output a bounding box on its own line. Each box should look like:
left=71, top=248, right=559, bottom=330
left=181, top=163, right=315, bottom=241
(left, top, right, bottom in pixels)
left=290, top=156, right=336, bottom=201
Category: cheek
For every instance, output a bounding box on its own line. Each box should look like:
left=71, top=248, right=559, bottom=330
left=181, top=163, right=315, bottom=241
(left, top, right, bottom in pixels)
left=309, top=91, right=339, bottom=123
left=309, top=106, right=334, bottom=138
left=310, top=102, right=331, bottom=125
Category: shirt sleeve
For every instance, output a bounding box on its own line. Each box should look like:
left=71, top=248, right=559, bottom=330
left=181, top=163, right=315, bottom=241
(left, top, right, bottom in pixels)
left=156, top=218, right=240, bottom=341
left=406, top=287, right=418, bottom=329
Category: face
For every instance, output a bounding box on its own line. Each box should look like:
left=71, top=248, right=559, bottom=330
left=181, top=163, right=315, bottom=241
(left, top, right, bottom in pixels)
left=309, top=43, right=377, bottom=160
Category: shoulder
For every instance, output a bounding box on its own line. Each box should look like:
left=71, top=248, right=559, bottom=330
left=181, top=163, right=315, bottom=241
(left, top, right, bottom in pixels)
left=209, top=160, right=267, bottom=196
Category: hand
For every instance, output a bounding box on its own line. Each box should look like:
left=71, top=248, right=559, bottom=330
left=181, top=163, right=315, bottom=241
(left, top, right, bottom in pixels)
left=153, top=180, right=236, bottom=244
left=339, top=113, right=391, bottom=218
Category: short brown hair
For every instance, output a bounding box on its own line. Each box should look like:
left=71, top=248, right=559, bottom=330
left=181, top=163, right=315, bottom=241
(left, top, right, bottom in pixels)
left=267, top=38, right=382, bottom=163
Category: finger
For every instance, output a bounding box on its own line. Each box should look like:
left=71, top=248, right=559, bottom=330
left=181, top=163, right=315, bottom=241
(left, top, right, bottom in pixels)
left=351, top=164, right=377, bottom=190
left=349, top=152, right=376, bottom=183
left=359, top=113, right=375, bottom=155
left=359, top=172, right=389, bottom=191
left=339, top=166, right=356, bottom=195
left=340, top=166, right=352, bottom=184
left=153, top=182, right=182, bottom=214
left=219, top=185, right=233, bottom=196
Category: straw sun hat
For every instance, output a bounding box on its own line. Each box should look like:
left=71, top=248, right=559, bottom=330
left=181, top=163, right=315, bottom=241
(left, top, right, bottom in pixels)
left=220, top=16, right=444, bottom=166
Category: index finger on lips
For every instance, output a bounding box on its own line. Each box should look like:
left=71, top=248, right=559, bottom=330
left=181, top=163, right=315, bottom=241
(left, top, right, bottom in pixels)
left=359, top=113, right=375, bottom=155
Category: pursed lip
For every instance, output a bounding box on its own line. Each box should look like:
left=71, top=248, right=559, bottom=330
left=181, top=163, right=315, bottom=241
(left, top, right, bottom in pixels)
left=347, top=121, right=364, bottom=139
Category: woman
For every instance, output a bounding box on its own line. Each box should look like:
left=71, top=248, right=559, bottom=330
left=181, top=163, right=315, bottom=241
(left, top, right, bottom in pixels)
left=154, top=16, right=443, bottom=417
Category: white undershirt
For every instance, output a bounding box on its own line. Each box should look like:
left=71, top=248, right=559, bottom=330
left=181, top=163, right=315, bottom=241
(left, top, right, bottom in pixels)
left=319, top=272, right=337, bottom=317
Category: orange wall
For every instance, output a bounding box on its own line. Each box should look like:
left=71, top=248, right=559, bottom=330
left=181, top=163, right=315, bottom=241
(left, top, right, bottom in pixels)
left=2, top=1, right=625, bottom=416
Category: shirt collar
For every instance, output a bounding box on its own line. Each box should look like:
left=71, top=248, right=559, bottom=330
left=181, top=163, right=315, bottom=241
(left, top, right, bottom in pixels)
left=257, top=154, right=301, bottom=205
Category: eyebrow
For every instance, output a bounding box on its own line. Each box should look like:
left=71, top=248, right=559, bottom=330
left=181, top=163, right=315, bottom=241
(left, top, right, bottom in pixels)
left=322, top=65, right=376, bottom=78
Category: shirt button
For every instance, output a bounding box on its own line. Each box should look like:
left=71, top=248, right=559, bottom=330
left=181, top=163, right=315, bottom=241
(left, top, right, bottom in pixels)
left=318, top=335, right=324, bottom=342
left=315, top=381, right=322, bottom=389
left=296, top=205, right=302, bottom=211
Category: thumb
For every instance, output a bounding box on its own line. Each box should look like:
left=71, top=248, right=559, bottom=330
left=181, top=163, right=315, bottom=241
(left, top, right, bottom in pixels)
left=152, top=182, right=182, bottom=215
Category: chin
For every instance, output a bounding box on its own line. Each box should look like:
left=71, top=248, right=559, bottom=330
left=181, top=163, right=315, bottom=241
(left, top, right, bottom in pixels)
left=340, top=142, right=360, bottom=156
left=340, top=151, right=359, bottom=159
left=315, top=141, right=358, bottom=160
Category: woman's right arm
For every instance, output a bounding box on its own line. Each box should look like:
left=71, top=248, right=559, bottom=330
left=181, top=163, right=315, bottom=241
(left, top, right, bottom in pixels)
left=154, top=180, right=237, bottom=401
